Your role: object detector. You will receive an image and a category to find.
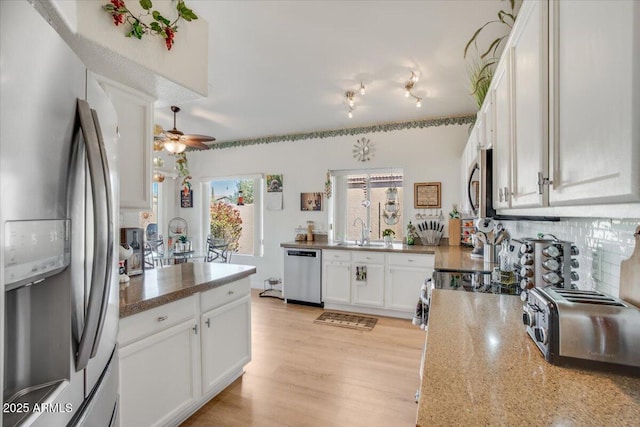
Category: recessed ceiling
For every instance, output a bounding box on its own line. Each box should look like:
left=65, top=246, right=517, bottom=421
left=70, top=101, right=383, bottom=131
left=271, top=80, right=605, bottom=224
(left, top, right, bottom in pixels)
left=154, top=0, right=511, bottom=145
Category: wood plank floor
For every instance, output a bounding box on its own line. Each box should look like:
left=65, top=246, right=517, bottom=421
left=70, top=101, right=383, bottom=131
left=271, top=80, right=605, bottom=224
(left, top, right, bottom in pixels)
left=181, top=290, right=425, bottom=427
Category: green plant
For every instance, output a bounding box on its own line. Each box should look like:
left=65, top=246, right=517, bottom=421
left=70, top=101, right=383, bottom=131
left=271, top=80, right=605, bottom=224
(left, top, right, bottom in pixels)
left=382, top=229, right=396, bottom=238
left=463, top=0, right=517, bottom=61
left=463, top=0, right=518, bottom=109
left=210, top=201, right=242, bottom=252
left=177, top=235, right=188, bottom=243
left=102, top=0, right=198, bottom=50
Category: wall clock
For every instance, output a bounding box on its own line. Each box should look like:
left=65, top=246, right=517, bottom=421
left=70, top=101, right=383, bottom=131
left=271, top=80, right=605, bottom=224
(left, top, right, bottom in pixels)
left=353, top=137, right=373, bottom=162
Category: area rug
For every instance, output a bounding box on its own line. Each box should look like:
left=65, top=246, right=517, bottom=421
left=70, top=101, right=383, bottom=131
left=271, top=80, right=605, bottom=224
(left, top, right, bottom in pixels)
left=314, top=311, right=378, bottom=331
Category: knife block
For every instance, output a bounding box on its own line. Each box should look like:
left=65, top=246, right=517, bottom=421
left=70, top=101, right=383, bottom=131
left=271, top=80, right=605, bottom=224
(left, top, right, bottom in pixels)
left=448, top=218, right=461, bottom=246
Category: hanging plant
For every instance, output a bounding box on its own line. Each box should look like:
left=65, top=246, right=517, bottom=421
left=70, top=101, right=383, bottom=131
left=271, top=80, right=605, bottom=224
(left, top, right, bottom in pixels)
left=102, top=0, right=198, bottom=50
left=174, top=152, right=191, bottom=192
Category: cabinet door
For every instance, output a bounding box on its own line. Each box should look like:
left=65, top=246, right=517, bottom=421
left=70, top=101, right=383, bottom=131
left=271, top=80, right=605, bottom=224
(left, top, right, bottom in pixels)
left=460, top=128, right=479, bottom=214
left=200, top=295, right=251, bottom=396
left=100, top=81, right=154, bottom=210
left=510, top=0, right=548, bottom=208
left=549, top=0, right=640, bottom=205
left=119, top=319, right=199, bottom=427
left=481, top=96, right=493, bottom=149
left=387, top=267, right=431, bottom=312
left=492, top=50, right=513, bottom=209
left=351, top=262, right=385, bottom=307
left=322, top=261, right=351, bottom=303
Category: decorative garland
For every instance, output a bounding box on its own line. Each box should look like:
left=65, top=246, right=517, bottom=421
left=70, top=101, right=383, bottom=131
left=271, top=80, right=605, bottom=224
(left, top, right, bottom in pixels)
left=193, top=114, right=476, bottom=151
left=102, top=0, right=198, bottom=50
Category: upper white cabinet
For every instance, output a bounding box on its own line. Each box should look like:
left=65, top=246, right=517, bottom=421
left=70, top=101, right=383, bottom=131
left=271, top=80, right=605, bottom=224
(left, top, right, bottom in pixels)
left=548, top=0, right=640, bottom=205
left=492, top=51, right=512, bottom=210
left=469, top=0, right=640, bottom=215
left=510, top=0, right=548, bottom=208
left=97, top=77, right=154, bottom=210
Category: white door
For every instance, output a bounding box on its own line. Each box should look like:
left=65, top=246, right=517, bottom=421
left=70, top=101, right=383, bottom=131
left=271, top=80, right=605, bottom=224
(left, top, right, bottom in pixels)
left=549, top=0, right=640, bottom=205
left=351, top=263, right=385, bottom=307
left=492, top=51, right=513, bottom=209
left=387, top=267, right=430, bottom=312
left=200, top=296, right=251, bottom=396
left=510, top=0, right=548, bottom=208
left=322, top=262, right=351, bottom=304
left=119, top=319, right=199, bottom=427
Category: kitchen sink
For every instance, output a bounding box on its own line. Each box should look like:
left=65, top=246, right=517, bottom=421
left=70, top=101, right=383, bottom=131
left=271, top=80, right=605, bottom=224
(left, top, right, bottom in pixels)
left=334, top=241, right=387, bottom=248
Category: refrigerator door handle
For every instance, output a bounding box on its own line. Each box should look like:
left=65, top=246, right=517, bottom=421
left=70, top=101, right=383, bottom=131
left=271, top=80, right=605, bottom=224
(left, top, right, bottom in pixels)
left=89, top=108, right=114, bottom=359
left=75, top=99, right=111, bottom=371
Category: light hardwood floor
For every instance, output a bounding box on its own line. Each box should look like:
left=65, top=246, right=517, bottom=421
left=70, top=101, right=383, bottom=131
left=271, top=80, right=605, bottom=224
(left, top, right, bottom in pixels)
left=181, top=290, right=425, bottom=427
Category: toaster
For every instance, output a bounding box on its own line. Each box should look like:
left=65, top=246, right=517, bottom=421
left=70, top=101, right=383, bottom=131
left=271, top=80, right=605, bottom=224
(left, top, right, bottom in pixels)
left=523, top=286, right=640, bottom=374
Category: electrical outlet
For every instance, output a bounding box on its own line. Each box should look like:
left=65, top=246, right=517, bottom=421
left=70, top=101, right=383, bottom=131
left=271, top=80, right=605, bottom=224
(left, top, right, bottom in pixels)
left=592, top=249, right=602, bottom=283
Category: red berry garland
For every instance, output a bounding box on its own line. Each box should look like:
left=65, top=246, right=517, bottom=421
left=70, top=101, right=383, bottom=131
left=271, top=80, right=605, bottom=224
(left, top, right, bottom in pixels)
left=102, top=0, right=197, bottom=51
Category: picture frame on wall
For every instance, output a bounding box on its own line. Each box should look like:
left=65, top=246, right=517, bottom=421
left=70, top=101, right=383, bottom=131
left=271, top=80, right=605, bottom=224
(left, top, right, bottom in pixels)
left=414, top=182, right=441, bottom=209
left=300, top=192, right=323, bottom=211
left=180, top=189, right=193, bottom=208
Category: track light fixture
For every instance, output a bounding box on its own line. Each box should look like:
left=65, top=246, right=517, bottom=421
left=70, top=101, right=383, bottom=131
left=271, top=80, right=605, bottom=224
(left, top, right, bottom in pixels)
left=344, top=82, right=366, bottom=118
left=404, top=71, right=422, bottom=108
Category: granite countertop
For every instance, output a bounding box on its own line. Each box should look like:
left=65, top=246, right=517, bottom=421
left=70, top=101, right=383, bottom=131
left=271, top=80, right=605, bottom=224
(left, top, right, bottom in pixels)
left=417, top=290, right=640, bottom=426
left=281, top=241, right=495, bottom=272
left=119, top=263, right=256, bottom=318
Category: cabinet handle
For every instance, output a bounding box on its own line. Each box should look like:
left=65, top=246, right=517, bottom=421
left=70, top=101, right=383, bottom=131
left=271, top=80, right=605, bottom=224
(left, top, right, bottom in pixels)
left=537, top=172, right=552, bottom=195
left=503, top=187, right=509, bottom=199
left=193, top=324, right=198, bottom=334
left=498, top=188, right=504, bottom=202
left=157, top=316, right=168, bottom=322
left=408, top=259, right=414, bottom=262
left=228, top=290, right=234, bottom=295
left=205, top=318, right=211, bottom=328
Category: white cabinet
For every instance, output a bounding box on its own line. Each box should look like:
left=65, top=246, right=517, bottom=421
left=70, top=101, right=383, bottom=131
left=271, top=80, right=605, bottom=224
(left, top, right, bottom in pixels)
left=351, top=252, right=385, bottom=307
left=118, top=278, right=252, bottom=426
left=460, top=127, right=479, bottom=214
left=510, top=0, right=548, bottom=208
left=321, top=249, right=434, bottom=318
left=200, top=295, right=251, bottom=397
left=491, top=51, right=513, bottom=210
left=480, top=94, right=493, bottom=149
left=548, top=0, right=640, bottom=205
left=322, top=250, right=351, bottom=304
left=97, top=77, right=154, bottom=210
left=386, top=254, right=433, bottom=312
left=119, top=298, right=199, bottom=427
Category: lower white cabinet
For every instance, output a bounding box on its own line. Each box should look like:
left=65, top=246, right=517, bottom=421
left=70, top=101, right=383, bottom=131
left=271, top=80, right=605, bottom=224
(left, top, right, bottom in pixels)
left=200, top=295, right=251, bottom=396
left=351, top=252, right=385, bottom=307
left=118, top=278, right=251, bottom=427
left=119, top=319, right=199, bottom=427
left=387, top=254, right=433, bottom=312
left=322, top=249, right=434, bottom=318
left=323, top=250, right=351, bottom=304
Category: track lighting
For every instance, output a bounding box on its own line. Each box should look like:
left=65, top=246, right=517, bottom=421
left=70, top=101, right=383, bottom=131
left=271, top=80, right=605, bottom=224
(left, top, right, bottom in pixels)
left=404, top=71, right=423, bottom=108
left=343, top=82, right=365, bottom=118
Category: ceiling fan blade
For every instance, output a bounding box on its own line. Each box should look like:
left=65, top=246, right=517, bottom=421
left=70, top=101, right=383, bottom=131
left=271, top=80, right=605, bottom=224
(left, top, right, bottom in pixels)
left=182, top=134, right=216, bottom=143
left=182, top=139, right=212, bottom=150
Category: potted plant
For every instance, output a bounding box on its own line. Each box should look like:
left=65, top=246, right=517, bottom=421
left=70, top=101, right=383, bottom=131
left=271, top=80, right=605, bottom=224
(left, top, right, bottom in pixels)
left=176, top=235, right=190, bottom=252
left=382, top=229, right=396, bottom=246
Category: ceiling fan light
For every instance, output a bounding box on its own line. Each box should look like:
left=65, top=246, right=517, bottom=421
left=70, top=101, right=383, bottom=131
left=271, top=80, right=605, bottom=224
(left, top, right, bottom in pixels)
left=164, top=140, right=187, bottom=154
left=153, top=172, right=165, bottom=183
left=416, top=98, right=422, bottom=108
left=360, top=82, right=366, bottom=95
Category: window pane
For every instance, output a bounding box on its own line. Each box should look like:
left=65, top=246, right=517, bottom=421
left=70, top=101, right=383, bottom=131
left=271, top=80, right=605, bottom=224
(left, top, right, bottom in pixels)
left=210, top=178, right=255, bottom=256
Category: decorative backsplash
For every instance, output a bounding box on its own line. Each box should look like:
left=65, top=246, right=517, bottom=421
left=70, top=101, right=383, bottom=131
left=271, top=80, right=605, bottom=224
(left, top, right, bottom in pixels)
left=505, top=218, right=639, bottom=297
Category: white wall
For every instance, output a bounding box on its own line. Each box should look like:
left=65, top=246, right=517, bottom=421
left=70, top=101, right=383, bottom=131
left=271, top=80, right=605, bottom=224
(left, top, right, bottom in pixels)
left=169, top=125, right=469, bottom=287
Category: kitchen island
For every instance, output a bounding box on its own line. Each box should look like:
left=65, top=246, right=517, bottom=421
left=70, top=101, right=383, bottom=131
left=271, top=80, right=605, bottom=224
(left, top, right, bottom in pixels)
left=417, top=290, right=640, bottom=426
left=118, top=262, right=256, bottom=426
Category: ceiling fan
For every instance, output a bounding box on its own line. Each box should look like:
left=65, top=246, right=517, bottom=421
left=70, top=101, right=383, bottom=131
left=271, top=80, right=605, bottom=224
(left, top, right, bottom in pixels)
left=155, top=105, right=216, bottom=153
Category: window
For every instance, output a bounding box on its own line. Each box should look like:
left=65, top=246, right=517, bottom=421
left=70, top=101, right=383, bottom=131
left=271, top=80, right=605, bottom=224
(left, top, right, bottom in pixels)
left=206, top=176, right=263, bottom=256
left=331, top=169, right=404, bottom=243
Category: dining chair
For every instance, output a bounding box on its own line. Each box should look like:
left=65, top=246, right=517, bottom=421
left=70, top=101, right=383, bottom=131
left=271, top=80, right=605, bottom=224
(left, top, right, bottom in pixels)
left=205, top=235, right=230, bottom=263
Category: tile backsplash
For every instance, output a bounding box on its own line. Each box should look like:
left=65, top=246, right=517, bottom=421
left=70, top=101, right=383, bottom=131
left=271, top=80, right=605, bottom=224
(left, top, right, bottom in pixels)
left=503, top=218, right=640, bottom=297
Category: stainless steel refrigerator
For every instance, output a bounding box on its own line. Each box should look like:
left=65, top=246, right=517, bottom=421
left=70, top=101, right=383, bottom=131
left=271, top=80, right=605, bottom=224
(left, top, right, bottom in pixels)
left=1, top=1, right=119, bottom=425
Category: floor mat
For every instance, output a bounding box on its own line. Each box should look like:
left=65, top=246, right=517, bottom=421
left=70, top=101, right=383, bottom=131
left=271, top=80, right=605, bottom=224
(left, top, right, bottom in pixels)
left=313, top=311, right=378, bottom=331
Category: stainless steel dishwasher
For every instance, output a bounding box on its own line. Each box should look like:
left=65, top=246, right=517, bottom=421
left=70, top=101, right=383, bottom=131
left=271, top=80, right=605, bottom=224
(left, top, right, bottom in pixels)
left=283, top=248, right=323, bottom=307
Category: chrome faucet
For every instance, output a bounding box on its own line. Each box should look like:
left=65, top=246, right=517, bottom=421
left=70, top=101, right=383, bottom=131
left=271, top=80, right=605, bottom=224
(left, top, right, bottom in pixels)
left=353, top=217, right=370, bottom=246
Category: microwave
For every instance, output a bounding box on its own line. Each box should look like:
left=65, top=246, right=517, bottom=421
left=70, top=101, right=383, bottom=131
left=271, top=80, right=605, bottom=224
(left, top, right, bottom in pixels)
left=468, top=148, right=559, bottom=222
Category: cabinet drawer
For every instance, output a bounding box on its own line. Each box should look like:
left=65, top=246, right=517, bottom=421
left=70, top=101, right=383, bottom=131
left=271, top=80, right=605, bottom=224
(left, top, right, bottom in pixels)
left=200, top=277, right=250, bottom=312
left=119, top=295, right=196, bottom=347
left=323, top=250, right=351, bottom=262
left=388, top=253, right=434, bottom=268
left=352, top=251, right=385, bottom=264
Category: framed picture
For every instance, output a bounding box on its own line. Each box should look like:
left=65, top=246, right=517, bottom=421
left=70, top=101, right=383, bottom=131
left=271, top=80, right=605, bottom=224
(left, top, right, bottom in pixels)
left=180, top=189, right=193, bottom=208
left=300, top=192, right=323, bottom=211
left=266, top=174, right=283, bottom=192
left=414, top=182, right=441, bottom=209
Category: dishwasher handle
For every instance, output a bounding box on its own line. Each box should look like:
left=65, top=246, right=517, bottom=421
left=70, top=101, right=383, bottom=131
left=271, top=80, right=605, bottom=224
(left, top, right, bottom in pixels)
left=286, top=250, right=319, bottom=257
